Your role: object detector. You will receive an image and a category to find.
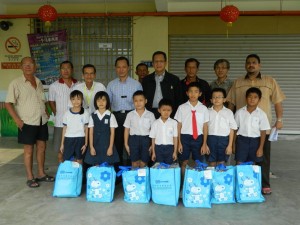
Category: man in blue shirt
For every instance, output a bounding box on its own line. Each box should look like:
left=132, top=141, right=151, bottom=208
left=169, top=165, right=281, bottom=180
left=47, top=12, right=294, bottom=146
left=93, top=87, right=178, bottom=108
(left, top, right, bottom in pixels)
left=107, top=56, right=142, bottom=166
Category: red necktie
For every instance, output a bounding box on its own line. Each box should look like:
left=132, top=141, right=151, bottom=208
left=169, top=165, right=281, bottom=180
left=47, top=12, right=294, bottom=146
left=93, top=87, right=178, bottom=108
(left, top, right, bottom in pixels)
left=192, top=110, right=198, bottom=140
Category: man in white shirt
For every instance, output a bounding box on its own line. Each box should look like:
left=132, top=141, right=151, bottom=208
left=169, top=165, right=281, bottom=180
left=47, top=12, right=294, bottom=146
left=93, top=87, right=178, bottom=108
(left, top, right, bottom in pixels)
left=49, top=60, right=78, bottom=162
left=73, top=64, right=106, bottom=114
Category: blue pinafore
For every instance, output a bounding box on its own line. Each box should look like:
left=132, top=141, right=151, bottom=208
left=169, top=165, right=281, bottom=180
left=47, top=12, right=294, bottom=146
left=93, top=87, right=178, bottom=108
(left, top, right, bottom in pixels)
left=84, top=113, right=119, bottom=165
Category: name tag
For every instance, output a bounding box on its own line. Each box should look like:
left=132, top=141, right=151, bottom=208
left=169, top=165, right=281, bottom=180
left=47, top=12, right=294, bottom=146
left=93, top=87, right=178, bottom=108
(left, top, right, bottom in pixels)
left=104, top=119, right=108, bottom=124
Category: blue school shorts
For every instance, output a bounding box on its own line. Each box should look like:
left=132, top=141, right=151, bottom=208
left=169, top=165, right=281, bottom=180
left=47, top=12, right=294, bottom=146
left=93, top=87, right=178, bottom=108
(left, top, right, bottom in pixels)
left=63, top=137, right=85, bottom=161
left=128, top=135, right=151, bottom=163
left=155, top=144, right=174, bottom=165
left=179, top=134, right=205, bottom=162
left=207, top=135, right=229, bottom=163
left=235, top=135, right=263, bottom=163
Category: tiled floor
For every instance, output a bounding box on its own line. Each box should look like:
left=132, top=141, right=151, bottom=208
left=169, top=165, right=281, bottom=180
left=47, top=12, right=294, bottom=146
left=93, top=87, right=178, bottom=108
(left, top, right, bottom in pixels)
left=0, top=135, right=299, bottom=225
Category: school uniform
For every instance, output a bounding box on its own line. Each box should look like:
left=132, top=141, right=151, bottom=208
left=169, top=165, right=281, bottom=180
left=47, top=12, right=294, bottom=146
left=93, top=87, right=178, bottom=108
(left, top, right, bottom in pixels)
left=84, top=110, right=119, bottom=165
left=207, top=106, right=237, bottom=162
left=235, top=106, right=271, bottom=163
left=174, top=101, right=209, bottom=162
left=62, top=109, right=89, bottom=160
left=123, top=109, right=155, bottom=163
left=149, top=117, right=178, bottom=164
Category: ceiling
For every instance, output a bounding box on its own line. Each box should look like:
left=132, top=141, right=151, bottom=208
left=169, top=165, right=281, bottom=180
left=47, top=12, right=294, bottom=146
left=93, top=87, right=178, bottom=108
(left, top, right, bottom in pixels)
left=0, top=0, right=299, bottom=13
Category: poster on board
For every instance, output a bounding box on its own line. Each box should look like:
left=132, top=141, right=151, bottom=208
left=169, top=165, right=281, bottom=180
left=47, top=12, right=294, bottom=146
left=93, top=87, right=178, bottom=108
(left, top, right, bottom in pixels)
left=27, top=29, right=68, bottom=85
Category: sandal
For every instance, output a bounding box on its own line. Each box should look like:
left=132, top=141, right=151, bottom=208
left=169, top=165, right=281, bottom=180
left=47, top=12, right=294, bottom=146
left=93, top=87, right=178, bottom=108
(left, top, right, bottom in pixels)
left=27, top=179, right=39, bottom=188
left=262, top=187, right=272, bottom=195
left=36, top=175, right=55, bottom=182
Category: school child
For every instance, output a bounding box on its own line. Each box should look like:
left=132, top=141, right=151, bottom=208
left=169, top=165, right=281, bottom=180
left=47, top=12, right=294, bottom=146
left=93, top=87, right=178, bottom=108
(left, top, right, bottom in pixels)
left=235, top=87, right=270, bottom=164
left=207, top=88, right=237, bottom=167
left=60, top=90, right=89, bottom=164
left=84, top=91, right=119, bottom=165
left=124, top=90, right=155, bottom=168
left=149, top=99, right=178, bottom=164
left=174, top=82, right=209, bottom=178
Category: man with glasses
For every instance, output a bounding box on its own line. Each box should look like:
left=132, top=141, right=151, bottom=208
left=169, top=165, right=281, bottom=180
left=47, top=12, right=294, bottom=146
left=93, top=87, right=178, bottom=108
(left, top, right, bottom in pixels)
left=210, top=59, right=233, bottom=94
left=72, top=64, right=106, bottom=114
left=142, top=51, right=182, bottom=118
left=5, top=57, right=54, bottom=188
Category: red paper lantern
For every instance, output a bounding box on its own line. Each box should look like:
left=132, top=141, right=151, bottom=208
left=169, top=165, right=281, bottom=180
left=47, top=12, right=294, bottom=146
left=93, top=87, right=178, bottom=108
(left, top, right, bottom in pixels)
left=220, top=5, right=240, bottom=26
left=38, top=4, right=57, bottom=28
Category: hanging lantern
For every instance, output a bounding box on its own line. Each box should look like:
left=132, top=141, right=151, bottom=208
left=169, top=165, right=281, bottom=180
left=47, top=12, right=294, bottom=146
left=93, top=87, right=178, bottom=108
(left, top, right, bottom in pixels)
left=38, top=4, right=57, bottom=29
left=220, top=5, right=240, bottom=27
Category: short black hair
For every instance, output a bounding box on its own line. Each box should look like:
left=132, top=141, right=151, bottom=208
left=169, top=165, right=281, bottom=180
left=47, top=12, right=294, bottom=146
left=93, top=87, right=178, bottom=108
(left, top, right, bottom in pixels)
left=185, top=58, right=200, bottom=68
left=136, top=63, right=148, bottom=71
left=115, top=56, right=130, bottom=67
left=213, top=59, right=230, bottom=70
left=246, top=54, right=261, bottom=63
left=70, top=90, right=84, bottom=114
left=94, top=91, right=111, bottom=110
left=158, top=98, right=173, bottom=109
left=187, top=82, right=201, bottom=92
left=132, top=90, right=146, bottom=99
left=152, top=51, right=167, bottom=62
left=246, top=87, right=262, bottom=99
left=211, top=87, right=227, bottom=98
left=82, top=64, right=96, bottom=74
left=60, top=60, right=73, bottom=69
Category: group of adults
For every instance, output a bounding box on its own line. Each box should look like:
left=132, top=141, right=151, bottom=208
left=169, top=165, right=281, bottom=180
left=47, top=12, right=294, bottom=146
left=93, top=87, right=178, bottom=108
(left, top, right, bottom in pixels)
left=5, top=51, right=285, bottom=194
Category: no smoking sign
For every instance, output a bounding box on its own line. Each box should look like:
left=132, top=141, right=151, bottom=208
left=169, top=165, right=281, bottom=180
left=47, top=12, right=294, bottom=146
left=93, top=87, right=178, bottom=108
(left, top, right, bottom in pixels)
left=5, top=37, right=21, bottom=54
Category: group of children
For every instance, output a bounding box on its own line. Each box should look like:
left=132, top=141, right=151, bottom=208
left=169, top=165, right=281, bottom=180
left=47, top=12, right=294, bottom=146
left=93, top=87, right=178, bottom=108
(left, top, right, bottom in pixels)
left=60, top=82, right=270, bottom=177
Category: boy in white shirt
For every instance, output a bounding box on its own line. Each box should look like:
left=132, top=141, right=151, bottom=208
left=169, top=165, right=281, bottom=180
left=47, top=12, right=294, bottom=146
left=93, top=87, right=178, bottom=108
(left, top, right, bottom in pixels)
left=149, top=99, right=178, bottom=164
left=207, top=88, right=237, bottom=167
left=124, top=91, right=155, bottom=168
left=235, top=87, right=270, bottom=164
left=174, top=82, right=209, bottom=178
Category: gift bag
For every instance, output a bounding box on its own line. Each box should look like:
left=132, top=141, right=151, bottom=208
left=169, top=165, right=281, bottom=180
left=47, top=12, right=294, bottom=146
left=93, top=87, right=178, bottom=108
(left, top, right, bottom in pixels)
left=211, top=164, right=236, bottom=204
left=86, top=163, right=116, bottom=202
left=183, top=161, right=213, bottom=208
left=236, top=162, right=265, bottom=203
left=150, top=163, right=180, bottom=206
left=53, top=160, right=82, bottom=197
left=118, top=166, right=151, bottom=203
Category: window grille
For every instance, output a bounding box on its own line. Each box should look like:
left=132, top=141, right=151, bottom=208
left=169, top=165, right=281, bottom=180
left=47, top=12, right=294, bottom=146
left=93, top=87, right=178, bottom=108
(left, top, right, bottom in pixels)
left=31, top=17, right=133, bottom=85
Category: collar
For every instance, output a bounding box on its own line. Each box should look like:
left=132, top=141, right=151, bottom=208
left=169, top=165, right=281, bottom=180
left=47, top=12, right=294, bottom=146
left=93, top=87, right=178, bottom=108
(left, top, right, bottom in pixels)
left=215, top=77, right=228, bottom=85
left=245, top=72, right=262, bottom=79
left=184, top=76, right=200, bottom=85
left=22, top=74, right=37, bottom=83
left=95, top=109, right=110, bottom=116
left=58, top=77, right=78, bottom=84
left=188, top=100, right=201, bottom=109
left=159, top=117, right=171, bottom=123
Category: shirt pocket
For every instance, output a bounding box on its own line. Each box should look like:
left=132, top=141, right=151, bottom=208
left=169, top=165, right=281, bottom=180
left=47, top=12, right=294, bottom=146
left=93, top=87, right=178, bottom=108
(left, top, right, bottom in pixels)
left=142, top=118, right=151, bottom=130
left=251, top=116, right=260, bottom=128
left=167, top=127, right=174, bottom=137
left=220, top=117, right=228, bottom=129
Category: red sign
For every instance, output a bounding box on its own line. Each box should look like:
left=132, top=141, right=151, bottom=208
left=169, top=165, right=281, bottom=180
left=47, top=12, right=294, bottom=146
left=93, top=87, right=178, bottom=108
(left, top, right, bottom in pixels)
left=1, top=62, right=21, bottom=69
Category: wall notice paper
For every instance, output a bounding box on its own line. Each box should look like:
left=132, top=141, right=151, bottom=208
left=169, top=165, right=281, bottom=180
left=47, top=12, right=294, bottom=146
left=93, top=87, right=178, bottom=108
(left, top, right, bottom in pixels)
left=27, top=30, right=68, bottom=85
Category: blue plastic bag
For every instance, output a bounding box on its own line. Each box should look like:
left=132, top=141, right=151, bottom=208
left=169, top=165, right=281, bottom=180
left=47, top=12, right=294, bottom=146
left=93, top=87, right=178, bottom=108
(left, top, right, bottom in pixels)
left=53, top=160, right=82, bottom=197
left=183, top=162, right=213, bottom=208
left=150, top=163, right=180, bottom=206
left=118, top=166, right=151, bottom=203
left=86, top=163, right=116, bottom=202
left=211, top=164, right=236, bottom=204
left=236, top=163, right=265, bottom=203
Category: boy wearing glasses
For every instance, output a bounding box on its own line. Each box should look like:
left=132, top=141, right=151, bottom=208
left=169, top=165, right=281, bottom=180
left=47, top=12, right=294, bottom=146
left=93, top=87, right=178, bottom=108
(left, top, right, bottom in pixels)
left=207, top=88, right=237, bottom=166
